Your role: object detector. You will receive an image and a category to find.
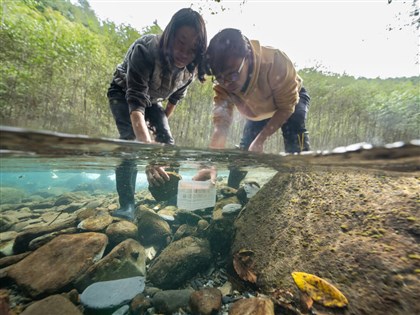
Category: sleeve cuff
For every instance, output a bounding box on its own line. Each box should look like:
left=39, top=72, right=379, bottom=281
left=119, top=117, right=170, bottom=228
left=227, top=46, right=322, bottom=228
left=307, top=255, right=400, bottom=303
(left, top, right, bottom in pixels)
left=128, top=103, right=146, bottom=115
left=168, top=97, right=179, bottom=105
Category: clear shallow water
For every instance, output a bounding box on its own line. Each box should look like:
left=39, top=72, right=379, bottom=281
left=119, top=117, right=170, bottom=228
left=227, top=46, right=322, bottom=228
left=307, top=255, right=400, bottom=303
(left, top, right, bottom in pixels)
left=1, top=126, right=420, bottom=314
left=1, top=125, right=419, bottom=195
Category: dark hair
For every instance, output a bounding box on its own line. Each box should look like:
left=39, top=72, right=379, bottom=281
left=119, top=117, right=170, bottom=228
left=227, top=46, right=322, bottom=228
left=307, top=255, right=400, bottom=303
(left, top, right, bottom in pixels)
left=205, top=28, right=250, bottom=77
left=160, top=8, right=207, bottom=82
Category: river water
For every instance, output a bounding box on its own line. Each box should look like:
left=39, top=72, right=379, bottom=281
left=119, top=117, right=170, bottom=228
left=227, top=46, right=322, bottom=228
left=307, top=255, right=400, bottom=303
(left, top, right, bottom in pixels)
left=0, top=125, right=419, bottom=314
left=2, top=125, right=419, bottom=181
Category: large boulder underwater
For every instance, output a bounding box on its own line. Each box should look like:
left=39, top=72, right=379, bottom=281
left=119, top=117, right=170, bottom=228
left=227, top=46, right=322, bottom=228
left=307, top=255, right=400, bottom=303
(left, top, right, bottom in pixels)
left=231, top=168, right=419, bottom=315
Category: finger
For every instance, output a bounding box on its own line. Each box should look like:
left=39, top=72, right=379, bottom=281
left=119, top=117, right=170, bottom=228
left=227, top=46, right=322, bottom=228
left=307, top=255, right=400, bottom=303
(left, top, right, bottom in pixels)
left=211, top=167, right=217, bottom=178
left=156, top=167, right=170, bottom=181
left=210, top=173, right=217, bottom=185
left=148, top=177, right=156, bottom=187
left=148, top=171, right=160, bottom=187
left=152, top=173, right=166, bottom=185
left=193, top=169, right=210, bottom=181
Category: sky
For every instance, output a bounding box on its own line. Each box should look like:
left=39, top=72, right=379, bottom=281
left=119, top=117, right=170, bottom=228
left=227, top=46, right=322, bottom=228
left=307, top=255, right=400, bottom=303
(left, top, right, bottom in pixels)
left=87, top=0, right=419, bottom=79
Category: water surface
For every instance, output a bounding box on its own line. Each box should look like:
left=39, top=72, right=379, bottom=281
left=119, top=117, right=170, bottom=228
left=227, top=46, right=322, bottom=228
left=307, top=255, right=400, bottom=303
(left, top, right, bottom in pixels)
left=1, top=125, right=419, bottom=195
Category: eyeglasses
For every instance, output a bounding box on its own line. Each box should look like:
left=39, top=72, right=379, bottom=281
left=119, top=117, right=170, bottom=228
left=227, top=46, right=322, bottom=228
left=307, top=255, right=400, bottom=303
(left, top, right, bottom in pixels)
left=213, top=56, right=246, bottom=85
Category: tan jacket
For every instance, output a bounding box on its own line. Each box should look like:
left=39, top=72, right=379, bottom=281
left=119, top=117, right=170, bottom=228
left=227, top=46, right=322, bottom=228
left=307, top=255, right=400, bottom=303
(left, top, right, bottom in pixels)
left=213, top=40, right=302, bottom=128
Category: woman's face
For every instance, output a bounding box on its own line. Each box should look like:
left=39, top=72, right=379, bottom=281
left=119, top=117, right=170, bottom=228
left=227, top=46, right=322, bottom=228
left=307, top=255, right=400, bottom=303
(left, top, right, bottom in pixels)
left=172, top=26, right=199, bottom=68
left=213, top=55, right=249, bottom=93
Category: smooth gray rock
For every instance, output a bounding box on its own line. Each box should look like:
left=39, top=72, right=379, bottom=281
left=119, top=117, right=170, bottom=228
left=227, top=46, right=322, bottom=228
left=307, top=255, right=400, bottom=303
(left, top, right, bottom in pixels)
left=112, top=304, right=130, bottom=315
left=221, top=203, right=242, bottom=215
left=80, top=276, right=145, bottom=310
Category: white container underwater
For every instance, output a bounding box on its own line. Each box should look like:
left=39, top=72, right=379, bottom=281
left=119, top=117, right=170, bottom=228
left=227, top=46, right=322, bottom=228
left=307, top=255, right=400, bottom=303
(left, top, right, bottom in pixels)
left=177, top=179, right=217, bottom=211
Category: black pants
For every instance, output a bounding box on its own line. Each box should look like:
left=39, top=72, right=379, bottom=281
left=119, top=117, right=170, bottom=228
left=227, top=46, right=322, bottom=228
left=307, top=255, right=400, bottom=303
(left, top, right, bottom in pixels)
left=108, top=85, right=174, bottom=209
left=229, top=87, right=311, bottom=189
left=108, top=92, right=174, bottom=144
left=239, top=87, right=310, bottom=149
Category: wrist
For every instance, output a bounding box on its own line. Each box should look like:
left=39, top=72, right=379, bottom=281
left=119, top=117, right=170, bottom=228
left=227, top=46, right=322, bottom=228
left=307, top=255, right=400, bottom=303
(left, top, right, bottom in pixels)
left=130, top=111, right=152, bottom=143
left=255, top=133, right=267, bottom=144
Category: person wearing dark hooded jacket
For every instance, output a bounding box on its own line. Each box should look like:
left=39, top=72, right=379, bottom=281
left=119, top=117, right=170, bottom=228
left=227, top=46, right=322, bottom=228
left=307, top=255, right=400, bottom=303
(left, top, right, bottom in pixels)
left=108, top=8, right=207, bottom=220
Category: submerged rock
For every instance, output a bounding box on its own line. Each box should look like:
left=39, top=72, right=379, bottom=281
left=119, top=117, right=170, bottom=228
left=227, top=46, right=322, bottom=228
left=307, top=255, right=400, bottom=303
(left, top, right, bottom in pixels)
left=148, top=172, right=181, bottom=202
left=219, top=186, right=237, bottom=198
left=0, top=214, right=18, bottom=232
left=77, top=210, right=113, bottom=231
left=12, top=216, right=78, bottom=254
left=0, top=239, right=14, bottom=257
left=221, top=203, right=242, bottom=215
left=0, top=231, right=18, bottom=257
left=80, top=276, right=145, bottom=311
left=0, top=252, right=31, bottom=268
left=236, top=181, right=260, bottom=206
left=207, top=196, right=240, bottom=255
left=112, top=304, right=130, bottom=315
left=175, top=210, right=203, bottom=225
left=189, top=287, right=222, bottom=315
left=75, top=238, right=146, bottom=291
left=152, top=289, right=194, bottom=314
left=232, top=169, right=420, bottom=315
left=173, top=224, right=197, bottom=241
left=54, top=192, right=87, bottom=206
left=148, top=236, right=212, bottom=289
left=137, top=209, right=171, bottom=247
left=20, top=294, right=82, bottom=315
left=105, top=220, right=138, bottom=244
left=196, top=219, right=210, bottom=237
left=6, top=232, right=108, bottom=298
left=28, top=227, right=78, bottom=251
left=130, top=293, right=152, bottom=314
left=157, top=213, right=175, bottom=222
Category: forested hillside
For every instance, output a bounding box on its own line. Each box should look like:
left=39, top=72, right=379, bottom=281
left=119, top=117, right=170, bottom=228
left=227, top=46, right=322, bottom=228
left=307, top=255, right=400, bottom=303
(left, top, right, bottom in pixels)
left=1, top=0, right=418, bottom=152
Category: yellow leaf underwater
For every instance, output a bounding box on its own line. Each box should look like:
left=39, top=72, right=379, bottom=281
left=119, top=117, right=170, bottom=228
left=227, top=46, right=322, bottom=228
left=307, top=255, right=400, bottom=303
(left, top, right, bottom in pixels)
left=291, top=272, right=349, bottom=308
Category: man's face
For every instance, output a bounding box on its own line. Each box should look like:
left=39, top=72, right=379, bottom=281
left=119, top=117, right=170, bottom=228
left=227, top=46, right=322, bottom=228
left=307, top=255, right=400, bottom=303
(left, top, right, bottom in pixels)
left=213, top=55, right=249, bottom=92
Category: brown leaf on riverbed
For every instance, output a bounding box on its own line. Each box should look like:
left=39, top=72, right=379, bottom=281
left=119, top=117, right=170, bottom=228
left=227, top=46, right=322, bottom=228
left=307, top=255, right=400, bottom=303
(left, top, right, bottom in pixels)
left=299, top=291, right=313, bottom=313
left=233, top=249, right=257, bottom=283
left=268, top=288, right=300, bottom=314
left=292, top=272, right=349, bottom=308
left=229, top=297, right=274, bottom=315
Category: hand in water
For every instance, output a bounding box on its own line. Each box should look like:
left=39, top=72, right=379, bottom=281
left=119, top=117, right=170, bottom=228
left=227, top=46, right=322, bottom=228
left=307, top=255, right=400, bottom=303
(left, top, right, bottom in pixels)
left=192, top=166, right=217, bottom=185
left=146, top=165, right=170, bottom=187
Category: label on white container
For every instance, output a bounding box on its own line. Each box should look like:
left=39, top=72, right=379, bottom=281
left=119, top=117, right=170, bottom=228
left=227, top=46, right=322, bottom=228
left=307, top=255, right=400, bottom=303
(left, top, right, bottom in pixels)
left=177, top=180, right=216, bottom=211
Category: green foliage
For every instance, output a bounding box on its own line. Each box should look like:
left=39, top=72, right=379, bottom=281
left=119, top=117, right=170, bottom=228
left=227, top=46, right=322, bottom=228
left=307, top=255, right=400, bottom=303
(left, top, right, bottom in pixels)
left=33, top=0, right=101, bottom=32
left=0, top=0, right=141, bottom=136
left=141, top=20, right=163, bottom=35
left=297, top=69, right=420, bottom=151
left=0, top=0, right=418, bottom=152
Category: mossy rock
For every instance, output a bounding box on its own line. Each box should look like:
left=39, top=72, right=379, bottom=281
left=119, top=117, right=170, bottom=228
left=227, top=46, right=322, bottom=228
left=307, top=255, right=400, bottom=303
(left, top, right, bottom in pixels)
left=148, top=172, right=182, bottom=202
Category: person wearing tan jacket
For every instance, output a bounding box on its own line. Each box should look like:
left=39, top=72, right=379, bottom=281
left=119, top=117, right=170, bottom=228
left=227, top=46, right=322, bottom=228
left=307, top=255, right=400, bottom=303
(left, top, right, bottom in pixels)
left=206, top=28, right=310, bottom=156
left=206, top=28, right=310, bottom=188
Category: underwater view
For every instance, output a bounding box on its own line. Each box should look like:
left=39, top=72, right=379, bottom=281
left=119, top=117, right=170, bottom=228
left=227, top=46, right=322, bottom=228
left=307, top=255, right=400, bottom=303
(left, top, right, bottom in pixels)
left=0, top=126, right=419, bottom=315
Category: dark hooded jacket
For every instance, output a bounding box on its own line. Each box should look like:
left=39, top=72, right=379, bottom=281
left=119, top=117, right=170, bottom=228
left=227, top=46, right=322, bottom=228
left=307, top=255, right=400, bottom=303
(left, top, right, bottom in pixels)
left=109, top=34, right=194, bottom=114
